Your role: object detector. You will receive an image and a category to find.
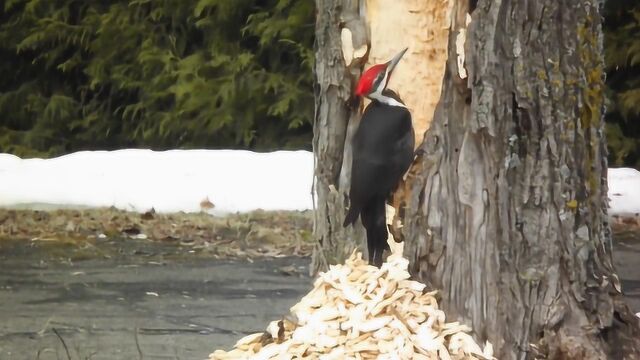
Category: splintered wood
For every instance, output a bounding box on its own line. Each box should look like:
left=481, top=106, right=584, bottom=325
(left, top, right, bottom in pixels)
left=365, top=0, right=451, bottom=145
left=210, top=252, right=494, bottom=360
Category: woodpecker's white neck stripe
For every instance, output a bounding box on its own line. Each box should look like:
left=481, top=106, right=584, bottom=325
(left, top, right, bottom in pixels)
left=368, top=69, right=406, bottom=108
left=369, top=92, right=406, bottom=108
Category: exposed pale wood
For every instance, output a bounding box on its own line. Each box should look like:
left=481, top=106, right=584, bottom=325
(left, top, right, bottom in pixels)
left=365, top=0, right=450, bottom=144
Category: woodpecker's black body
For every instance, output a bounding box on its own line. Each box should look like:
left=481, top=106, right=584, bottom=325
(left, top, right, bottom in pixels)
left=343, top=90, right=414, bottom=267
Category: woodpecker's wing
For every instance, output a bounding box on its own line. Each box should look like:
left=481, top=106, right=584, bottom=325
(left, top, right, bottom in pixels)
left=348, top=102, right=414, bottom=211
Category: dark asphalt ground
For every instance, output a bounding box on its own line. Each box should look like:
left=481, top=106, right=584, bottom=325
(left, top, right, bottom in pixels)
left=1, top=230, right=639, bottom=360
left=0, top=239, right=312, bottom=360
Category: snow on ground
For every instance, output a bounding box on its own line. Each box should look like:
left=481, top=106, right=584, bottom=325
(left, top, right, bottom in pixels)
left=0, top=149, right=638, bottom=217
left=608, top=167, right=640, bottom=217
left=0, top=149, right=314, bottom=214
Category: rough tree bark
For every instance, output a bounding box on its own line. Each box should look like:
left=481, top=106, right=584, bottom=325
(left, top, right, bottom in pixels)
left=399, top=0, right=640, bottom=358
left=314, top=0, right=640, bottom=358
left=312, top=0, right=367, bottom=272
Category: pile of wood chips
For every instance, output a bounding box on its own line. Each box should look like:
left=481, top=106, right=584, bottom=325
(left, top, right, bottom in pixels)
left=210, top=252, right=494, bottom=360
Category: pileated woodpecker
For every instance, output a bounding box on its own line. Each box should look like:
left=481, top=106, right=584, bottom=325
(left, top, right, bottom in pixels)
left=343, top=48, right=414, bottom=268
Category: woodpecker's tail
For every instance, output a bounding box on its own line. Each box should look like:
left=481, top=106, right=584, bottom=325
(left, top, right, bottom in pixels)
left=343, top=204, right=360, bottom=227
left=360, top=197, right=389, bottom=267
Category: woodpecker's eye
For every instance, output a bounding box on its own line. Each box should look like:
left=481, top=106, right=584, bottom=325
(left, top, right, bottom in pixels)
left=372, top=71, right=385, bottom=92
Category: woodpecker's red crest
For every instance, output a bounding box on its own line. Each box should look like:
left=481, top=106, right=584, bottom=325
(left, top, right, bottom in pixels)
left=355, top=64, right=387, bottom=96
left=354, top=48, right=408, bottom=97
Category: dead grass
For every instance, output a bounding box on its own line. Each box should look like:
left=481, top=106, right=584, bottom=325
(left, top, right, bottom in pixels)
left=0, top=207, right=314, bottom=260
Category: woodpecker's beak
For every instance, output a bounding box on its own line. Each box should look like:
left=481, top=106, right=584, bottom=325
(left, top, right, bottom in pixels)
left=387, top=47, right=408, bottom=74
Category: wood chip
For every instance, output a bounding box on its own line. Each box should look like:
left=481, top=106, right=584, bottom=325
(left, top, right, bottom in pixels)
left=210, top=252, right=495, bottom=359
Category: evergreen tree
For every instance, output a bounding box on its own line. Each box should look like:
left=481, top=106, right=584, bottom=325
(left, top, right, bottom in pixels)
left=604, top=0, right=640, bottom=168
left=0, top=0, right=314, bottom=157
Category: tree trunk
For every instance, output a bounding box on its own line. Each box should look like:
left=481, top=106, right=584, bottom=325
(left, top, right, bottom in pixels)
left=312, top=0, right=450, bottom=272
left=314, top=0, right=640, bottom=357
left=312, top=0, right=368, bottom=272
left=400, top=0, right=640, bottom=358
